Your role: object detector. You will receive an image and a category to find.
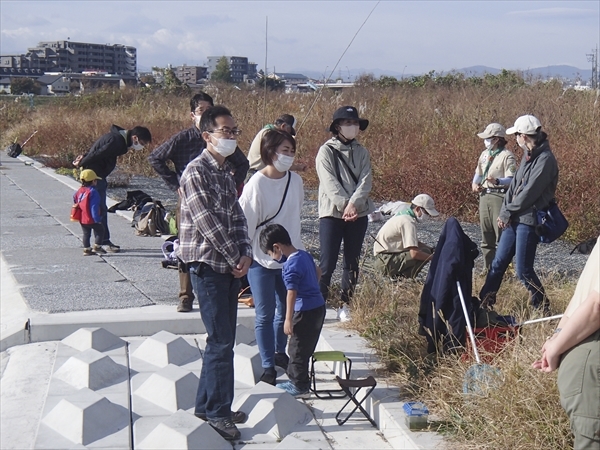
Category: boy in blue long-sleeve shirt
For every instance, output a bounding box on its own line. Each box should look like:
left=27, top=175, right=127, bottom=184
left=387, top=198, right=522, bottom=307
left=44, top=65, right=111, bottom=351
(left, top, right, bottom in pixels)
left=259, top=223, right=326, bottom=398
left=72, top=169, right=105, bottom=256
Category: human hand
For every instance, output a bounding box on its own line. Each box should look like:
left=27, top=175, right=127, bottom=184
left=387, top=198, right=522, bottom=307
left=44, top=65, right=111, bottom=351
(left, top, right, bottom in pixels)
left=342, top=203, right=358, bottom=221
left=72, top=154, right=83, bottom=167
left=472, top=183, right=482, bottom=193
left=232, top=256, right=252, bottom=278
left=497, top=217, right=509, bottom=229
left=532, top=340, right=561, bottom=373
left=284, top=318, right=294, bottom=336
left=177, top=187, right=183, bottom=198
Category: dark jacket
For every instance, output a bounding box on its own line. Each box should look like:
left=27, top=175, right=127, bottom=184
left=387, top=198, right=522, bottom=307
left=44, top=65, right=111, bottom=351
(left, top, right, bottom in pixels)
left=79, top=125, right=129, bottom=178
left=499, top=137, right=558, bottom=226
left=418, top=217, right=479, bottom=354
left=148, top=126, right=249, bottom=192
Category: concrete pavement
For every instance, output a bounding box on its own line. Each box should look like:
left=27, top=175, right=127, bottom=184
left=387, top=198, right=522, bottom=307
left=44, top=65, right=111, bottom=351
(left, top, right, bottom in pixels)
left=0, top=151, right=442, bottom=449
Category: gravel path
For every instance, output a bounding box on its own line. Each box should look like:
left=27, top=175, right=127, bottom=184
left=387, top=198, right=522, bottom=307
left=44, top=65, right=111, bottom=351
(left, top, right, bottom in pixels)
left=107, top=174, right=591, bottom=285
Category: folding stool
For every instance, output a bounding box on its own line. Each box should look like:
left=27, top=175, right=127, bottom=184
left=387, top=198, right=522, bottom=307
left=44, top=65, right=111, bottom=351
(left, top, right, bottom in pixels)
left=310, top=351, right=352, bottom=399
left=334, top=375, right=377, bottom=427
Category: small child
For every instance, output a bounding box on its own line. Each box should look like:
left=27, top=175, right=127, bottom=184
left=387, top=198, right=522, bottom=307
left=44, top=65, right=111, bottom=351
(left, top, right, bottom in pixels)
left=72, top=169, right=106, bottom=255
left=259, top=223, right=326, bottom=398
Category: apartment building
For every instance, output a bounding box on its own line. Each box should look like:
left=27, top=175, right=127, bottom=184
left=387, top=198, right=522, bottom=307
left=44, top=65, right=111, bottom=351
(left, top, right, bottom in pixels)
left=0, top=40, right=137, bottom=76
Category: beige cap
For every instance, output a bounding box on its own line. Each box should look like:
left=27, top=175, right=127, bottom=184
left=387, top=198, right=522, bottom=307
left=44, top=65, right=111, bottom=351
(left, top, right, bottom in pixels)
left=506, top=115, right=542, bottom=135
left=477, top=123, right=506, bottom=139
left=412, top=194, right=439, bottom=217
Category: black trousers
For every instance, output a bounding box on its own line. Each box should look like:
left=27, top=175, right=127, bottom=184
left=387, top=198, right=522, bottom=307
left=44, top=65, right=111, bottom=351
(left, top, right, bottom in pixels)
left=287, top=305, right=326, bottom=391
left=81, top=223, right=104, bottom=248
left=319, top=216, right=368, bottom=303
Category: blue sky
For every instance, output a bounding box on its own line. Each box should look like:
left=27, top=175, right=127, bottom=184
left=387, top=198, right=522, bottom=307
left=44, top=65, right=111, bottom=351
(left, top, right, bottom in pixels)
left=1, top=1, right=598, bottom=76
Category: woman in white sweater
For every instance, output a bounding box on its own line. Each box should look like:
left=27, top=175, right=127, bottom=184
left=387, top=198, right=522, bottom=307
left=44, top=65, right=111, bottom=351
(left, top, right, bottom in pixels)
left=239, top=129, right=304, bottom=385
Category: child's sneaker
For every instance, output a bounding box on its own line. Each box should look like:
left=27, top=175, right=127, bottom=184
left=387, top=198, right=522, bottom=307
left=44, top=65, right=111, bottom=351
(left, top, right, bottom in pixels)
left=92, top=245, right=107, bottom=255
left=337, top=304, right=351, bottom=322
left=83, top=247, right=94, bottom=256
left=276, top=381, right=310, bottom=399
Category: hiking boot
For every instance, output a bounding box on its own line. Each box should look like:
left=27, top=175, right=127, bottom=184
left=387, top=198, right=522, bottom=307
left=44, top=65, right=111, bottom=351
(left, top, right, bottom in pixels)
left=104, top=241, right=120, bottom=253
left=92, top=244, right=107, bottom=255
left=207, top=417, right=240, bottom=441
left=83, top=247, right=93, bottom=256
left=195, top=410, right=247, bottom=424
left=259, top=367, right=277, bottom=385
left=177, top=298, right=193, bottom=312
left=274, top=352, right=289, bottom=371
left=276, top=381, right=310, bottom=399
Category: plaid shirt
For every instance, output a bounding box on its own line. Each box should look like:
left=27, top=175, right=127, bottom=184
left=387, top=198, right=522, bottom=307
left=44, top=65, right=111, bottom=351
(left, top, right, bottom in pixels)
left=177, top=151, right=252, bottom=273
left=148, top=126, right=249, bottom=191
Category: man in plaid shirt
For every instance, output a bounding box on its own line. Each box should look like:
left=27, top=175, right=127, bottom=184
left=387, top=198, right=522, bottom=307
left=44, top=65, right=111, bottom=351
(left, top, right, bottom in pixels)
left=178, top=105, right=252, bottom=441
left=148, top=92, right=249, bottom=312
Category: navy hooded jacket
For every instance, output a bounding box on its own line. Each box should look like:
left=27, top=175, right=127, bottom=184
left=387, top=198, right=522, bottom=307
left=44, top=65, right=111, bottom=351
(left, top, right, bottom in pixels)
left=418, top=217, right=479, bottom=354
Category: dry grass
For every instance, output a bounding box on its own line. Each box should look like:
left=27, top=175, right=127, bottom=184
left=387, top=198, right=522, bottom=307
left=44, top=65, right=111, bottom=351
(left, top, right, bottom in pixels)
left=350, top=272, right=575, bottom=450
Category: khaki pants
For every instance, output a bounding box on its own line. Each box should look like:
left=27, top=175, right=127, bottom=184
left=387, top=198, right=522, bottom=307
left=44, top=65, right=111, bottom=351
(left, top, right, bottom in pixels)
left=176, top=196, right=195, bottom=303
left=479, top=192, right=504, bottom=270
left=557, top=330, right=600, bottom=449
left=373, top=246, right=432, bottom=279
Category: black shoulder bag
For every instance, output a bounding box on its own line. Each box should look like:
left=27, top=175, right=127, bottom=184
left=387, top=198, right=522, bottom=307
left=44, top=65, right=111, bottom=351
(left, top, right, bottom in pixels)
left=257, top=172, right=292, bottom=227
left=326, top=144, right=359, bottom=193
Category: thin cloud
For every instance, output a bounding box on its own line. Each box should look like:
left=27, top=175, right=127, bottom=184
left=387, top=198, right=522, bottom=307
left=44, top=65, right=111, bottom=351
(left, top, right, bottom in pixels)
left=506, top=7, right=598, bottom=17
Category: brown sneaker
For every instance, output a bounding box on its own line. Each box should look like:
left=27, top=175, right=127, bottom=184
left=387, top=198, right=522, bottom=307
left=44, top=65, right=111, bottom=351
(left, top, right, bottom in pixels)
left=83, top=247, right=93, bottom=256
left=92, top=244, right=107, bottom=255
left=177, top=298, right=193, bottom=312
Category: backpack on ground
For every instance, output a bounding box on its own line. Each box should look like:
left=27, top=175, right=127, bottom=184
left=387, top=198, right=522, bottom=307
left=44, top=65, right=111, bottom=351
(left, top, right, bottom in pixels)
left=133, top=201, right=170, bottom=236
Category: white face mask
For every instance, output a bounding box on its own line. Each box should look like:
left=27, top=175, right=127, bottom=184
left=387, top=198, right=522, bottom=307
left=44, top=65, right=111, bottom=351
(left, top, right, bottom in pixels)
left=415, top=208, right=428, bottom=223
left=272, top=153, right=294, bottom=172
left=131, top=141, right=145, bottom=151
left=194, top=115, right=202, bottom=128
left=210, top=137, right=237, bottom=157
left=484, top=138, right=494, bottom=149
left=339, top=125, right=359, bottom=140
left=517, top=135, right=529, bottom=152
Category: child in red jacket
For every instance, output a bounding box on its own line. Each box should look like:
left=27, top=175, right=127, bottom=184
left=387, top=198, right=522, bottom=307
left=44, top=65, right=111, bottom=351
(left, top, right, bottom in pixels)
left=72, top=169, right=106, bottom=255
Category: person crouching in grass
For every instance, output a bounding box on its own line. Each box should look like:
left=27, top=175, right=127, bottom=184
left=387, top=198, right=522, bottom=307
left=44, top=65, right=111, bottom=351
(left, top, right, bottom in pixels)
left=259, top=224, right=326, bottom=398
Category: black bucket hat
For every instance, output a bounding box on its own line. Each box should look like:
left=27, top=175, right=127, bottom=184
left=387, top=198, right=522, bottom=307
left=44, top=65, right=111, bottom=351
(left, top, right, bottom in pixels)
left=329, top=106, right=369, bottom=133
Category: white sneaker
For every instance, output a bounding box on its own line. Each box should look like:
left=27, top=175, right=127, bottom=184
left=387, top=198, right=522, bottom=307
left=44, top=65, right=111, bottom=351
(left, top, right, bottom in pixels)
left=337, top=304, right=351, bottom=322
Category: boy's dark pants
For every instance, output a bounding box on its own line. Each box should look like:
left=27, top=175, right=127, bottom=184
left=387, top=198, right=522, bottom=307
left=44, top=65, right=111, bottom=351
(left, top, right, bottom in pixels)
left=287, top=305, right=326, bottom=391
left=81, top=223, right=104, bottom=248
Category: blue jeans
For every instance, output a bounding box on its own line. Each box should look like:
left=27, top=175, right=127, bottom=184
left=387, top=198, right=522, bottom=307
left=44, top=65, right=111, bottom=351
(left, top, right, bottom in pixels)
left=319, top=216, right=368, bottom=303
left=95, top=178, right=111, bottom=244
left=479, top=222, right=548, bottom=309
left=247, top=261, right=288, bottom=369
left=189, top=262, right=240, bottom=419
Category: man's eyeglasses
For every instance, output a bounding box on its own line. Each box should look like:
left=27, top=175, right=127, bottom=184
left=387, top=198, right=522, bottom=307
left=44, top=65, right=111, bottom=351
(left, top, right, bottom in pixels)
left=208, top=128, right=242, bottom=137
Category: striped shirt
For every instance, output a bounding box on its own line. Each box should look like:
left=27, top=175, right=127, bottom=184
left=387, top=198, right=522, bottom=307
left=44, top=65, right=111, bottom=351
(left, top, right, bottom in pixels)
left=177, top=151, right=252, bottom=273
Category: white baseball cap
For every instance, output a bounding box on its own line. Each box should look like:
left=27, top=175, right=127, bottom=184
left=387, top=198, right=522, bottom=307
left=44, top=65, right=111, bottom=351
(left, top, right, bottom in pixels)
left=412, top=194, right=439, bottom=217
left=506, top=115, right=542, bottom=135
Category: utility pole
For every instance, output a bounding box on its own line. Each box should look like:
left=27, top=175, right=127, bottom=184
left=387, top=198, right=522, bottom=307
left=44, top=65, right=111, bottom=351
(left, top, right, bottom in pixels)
left=586, top=45, right=598, bottom=89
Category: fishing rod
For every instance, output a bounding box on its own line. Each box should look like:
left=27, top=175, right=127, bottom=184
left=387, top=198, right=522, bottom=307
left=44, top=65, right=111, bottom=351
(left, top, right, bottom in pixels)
left=295, top=1, right=381, bottom=135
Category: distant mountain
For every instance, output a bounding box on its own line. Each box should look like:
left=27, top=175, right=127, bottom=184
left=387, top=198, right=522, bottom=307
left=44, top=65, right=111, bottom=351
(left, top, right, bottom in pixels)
left=291, top=65, right=593, bottom=82
left=456, top=65, right=592, bottom=81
